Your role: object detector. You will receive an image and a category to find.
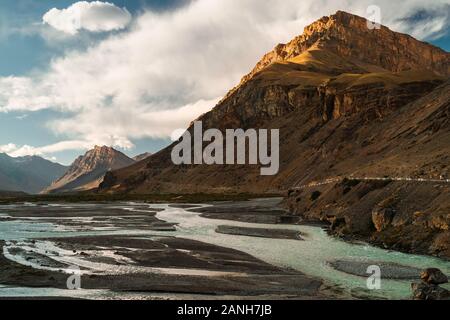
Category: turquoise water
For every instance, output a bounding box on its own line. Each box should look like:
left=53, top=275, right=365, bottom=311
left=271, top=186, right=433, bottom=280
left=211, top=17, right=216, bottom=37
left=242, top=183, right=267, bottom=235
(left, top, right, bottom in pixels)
left=154, top=203, right=450, bottom=299
left=0, top=202, right=449, bottom=300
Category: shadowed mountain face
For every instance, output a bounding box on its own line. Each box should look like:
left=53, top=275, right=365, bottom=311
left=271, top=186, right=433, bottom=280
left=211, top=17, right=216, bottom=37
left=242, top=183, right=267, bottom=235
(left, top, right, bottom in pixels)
left=98, top=11, right=450, bottom=258
left=44, top=146, right=135, bottom=194
left=0, top=154, right=67, bottom=194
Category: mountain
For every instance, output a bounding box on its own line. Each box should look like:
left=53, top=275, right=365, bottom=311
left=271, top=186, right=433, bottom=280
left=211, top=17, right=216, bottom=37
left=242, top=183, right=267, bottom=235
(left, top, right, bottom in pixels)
left=99, top=11, right=450, bottom=257
left=133, top=152, right=152, bottom=162
left=0, top=190, right=28, bottom=198
left=44, top=146, right=135, bottom=194
left=0, top=153, right=67, bottom=194
left=100, top=11, right=449, bottom=194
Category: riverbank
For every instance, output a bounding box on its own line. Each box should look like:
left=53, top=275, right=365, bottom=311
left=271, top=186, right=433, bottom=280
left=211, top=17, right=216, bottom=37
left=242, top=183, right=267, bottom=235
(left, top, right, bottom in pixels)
left=285, top=179, right=450, bottom=260
left=0, top=193, right=281, bottom=205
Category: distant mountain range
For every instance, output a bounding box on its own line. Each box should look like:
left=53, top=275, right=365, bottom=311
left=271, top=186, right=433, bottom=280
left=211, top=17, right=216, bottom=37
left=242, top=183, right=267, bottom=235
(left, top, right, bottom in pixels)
left=43, top=146, right=135, bottom=194
left=0, top=147, right=152, bottom=195
left=0, top=153, right=68, bottom=194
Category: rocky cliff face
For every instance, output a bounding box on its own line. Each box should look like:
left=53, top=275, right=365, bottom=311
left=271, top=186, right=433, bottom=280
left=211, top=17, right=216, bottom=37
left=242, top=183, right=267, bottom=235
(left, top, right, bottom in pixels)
left=99, top=11, right=450, bottom=257
left=44, top=146, right=135, bottom=193
left=284, top=80, right=450, bottom=258
left=286, top=178, right=450, bottom=259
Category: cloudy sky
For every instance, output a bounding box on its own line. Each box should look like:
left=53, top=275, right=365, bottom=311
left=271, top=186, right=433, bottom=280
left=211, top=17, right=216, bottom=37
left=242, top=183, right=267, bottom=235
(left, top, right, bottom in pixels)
left=0, top=0, right=449, bottom=164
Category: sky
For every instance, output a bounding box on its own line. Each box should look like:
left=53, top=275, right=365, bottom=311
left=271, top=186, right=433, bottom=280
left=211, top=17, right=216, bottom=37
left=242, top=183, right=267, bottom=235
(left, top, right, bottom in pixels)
left=0, top=0, right=449, bottom=165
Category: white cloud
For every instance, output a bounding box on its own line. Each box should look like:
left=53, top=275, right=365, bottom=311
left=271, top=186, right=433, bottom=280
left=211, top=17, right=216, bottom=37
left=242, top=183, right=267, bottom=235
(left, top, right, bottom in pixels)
left=0, top=98, right=218, bottom=160
left=0, top=140, right=96, bottom=158
left=43, top=1, right=132, bottom=35
left=49, top=97, right=220, bottom=141
left=0, top=0, right=449, bottom=158
left=0, top=143, right=19, bottom=154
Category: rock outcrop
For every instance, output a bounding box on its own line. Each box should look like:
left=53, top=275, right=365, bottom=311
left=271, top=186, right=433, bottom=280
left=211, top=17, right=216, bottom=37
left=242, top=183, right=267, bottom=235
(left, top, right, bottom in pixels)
left=372, top=207, right=396, bottom=233
left=421, top=268, right=449, bottom=285
left=412, top=268, right=449, bottom=300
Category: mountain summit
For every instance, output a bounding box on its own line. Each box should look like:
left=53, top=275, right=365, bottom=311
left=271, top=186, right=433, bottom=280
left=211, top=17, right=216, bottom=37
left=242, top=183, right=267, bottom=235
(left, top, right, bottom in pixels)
left=247, top=11, right=448, bottom=78
left=44, top=146, right=135, bottom=193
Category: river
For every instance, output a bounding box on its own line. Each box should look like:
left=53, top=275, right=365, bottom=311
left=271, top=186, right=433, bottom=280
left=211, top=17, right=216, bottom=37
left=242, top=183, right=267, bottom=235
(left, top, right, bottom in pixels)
left=0, top=201, right=449, bottom=299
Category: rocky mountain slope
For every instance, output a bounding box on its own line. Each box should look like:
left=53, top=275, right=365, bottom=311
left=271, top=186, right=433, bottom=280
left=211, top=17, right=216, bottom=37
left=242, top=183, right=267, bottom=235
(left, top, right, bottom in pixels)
left=99, top=11, right=450, bottom=257
left=0, top=154, right=67, bottom=194
left=44, top=146, right=135, bottom=194
left=284, top=78, right=450, bottom=258
left=100, top=11, right=449, bottom=193
left=133, top=152, right=152, bottom=162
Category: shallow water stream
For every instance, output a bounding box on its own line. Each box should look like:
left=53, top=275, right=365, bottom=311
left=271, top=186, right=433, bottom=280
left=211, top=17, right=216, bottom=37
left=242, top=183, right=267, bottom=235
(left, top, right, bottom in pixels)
left=0, top=201, right=449, bottom=299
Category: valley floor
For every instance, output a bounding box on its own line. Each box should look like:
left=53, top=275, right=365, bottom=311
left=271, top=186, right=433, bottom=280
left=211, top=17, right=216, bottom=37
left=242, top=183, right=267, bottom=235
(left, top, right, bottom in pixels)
left=0, top=199, right=448, bottom=300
